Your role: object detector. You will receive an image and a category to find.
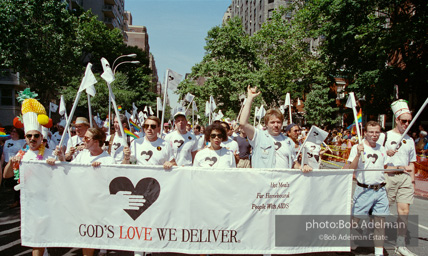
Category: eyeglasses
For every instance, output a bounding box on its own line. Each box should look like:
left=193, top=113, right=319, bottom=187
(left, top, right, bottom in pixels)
left=210, top=133, right=223, bottom=139
left=83, top=136, right=92, bottom=142
left=143, top=124, right=157, bottom=129
left=400, top=119, right=411, bottom=124
left=26, top=133, right=40, bottom=139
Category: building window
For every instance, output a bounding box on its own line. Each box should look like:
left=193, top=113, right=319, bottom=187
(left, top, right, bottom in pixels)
left=268, top=0, right=274, bottom=3
left=268, top=9, right=274, bottom=19
left=1, top=88, right=13, bottom=106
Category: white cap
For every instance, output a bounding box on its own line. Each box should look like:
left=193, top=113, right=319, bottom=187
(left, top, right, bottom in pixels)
left=391, top=99, right=411, bottom=118
left=23, top=112, right=42, bottom=134
left=173, top=112, right=186, bottom=119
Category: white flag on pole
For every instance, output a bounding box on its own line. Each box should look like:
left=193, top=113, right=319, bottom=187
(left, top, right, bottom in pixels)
left=305, top=126, right=329, bottom=145
left=297, top=98, right=301, bottom=106
left=125, top=110, right=131, bottom=120
left=167, top=69, right=183, bottom=90
left=192, top=101, right=198, bottom=112
left=217, top=110, right=224, bottom=120
left=284, top=93, right=291, bottom=108
left=254, top=106, right=259, bottom=120
left=209, top=96, right=217, bottom=111
left=157, top=97, right=163, bottom=110
left=78, top=63, right=97, bottom=96
left=49, top=102, right=58, bottom=113
left=132, top=103, right=138, bottom=118
left=100, top=58, right=115, bottom=84
left=138, top=111, right=145, bottom=124
left=149, top=106, right=154, bottom=116
left=257, top=105, right=266, bottom=120
left=279, top=105, right=285, bottom=113
left=59, top=95, right=66, bottom=116
left=205, top=101, right=210, bottom=117
left=185, top=93, right=195, bottom=103
left=345, top=92, right=357, bottom=109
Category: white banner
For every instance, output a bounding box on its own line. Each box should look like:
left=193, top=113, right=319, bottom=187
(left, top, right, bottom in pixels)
left=21, top=162, right=353, bottom=254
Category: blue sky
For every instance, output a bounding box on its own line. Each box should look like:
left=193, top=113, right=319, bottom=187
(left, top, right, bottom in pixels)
left=125, top=0, right=231, bottom=105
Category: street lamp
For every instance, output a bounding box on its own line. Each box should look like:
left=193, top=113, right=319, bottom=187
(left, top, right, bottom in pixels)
left=112, top=53, right=137, bottom=70
left=113, top=60, right=140, bottom=74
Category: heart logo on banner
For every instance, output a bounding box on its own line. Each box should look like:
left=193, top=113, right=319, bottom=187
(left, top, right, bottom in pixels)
left=109, top=177, right=161, bottom=220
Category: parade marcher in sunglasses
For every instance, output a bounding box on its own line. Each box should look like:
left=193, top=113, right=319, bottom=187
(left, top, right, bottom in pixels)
left=123, top=116, right=175, bottom=169
left=3, top=90, right=54, bottom=256
left=164, top=112, right=199, bottom=166
left=379, top=100, right=417, bottom=256
left=193, top=124, right=236, bottom=168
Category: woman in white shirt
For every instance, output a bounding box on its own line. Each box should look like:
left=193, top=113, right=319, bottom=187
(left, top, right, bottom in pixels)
left=194, top=124, right=236, bottom=168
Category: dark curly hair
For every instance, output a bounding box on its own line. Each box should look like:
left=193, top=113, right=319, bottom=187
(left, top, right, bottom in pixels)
left=204, top=124, right=227, bottom=143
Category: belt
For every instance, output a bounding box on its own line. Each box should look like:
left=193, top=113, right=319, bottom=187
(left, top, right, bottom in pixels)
left=387, top=171, right=405, bottom=175
left=357, top=181, right=386, bottom=191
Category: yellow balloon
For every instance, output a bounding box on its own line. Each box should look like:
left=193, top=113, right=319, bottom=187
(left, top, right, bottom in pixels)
left=37, top=114, right=49, bottom=125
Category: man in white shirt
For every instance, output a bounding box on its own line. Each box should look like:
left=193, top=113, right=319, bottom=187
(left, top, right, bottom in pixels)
left=65, top=117, right=90, bottom=161
left=347, top=121, right=389, bottom=256
left=239, top=85, right=311, bottom=171
left=52, top=119, right=68, bottom=149
left=380, top=100, right=417, bottom=256
left=164, top=112, right=199, bottom=166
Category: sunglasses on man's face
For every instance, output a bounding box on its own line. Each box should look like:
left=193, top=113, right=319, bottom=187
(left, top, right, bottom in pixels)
left=399, top=119, right=411, bottom=124
left=143, top=124, right=157, bottom=129
left=26, top=133, right=40, bottom=139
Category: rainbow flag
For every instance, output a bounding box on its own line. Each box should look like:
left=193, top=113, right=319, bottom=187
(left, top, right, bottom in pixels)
left=129, top=120, right=141, bottom=132
left=117, top=105, right=122, bottom=111
left=124, top=128, right=139, bottom=139
left=347, top=108, right=362, bottom=130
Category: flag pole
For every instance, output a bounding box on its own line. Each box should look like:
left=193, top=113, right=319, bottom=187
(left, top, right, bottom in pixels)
left=57, top=91, right=82, bottom=152
left=289, top=103, right=292, bottom=124
left=107, top=82, right=127, bottom=146
left=160, top=69, right=169, bottom=136
left=87, top=94, right=93, bottom=128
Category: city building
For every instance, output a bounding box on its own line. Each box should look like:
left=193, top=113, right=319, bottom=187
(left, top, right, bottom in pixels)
left=0, top=71, right=26, bottom=127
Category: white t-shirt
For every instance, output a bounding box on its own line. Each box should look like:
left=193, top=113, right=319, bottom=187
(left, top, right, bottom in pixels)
left=52, top=131, right=69, bottom=148
left=65, top=135, right=85, bottom=159
left=130, top=137, right=172, bottom=165
left=193, top=147, right=236, bottom=168
left=108, top=133, right=134, bottom=164
left=195, top=134, right=206, bottom=150
left=72, top=150, right=116, bottom=165
left=380, top=130, right=416, bottom=166
left=3, top=139, right=26, bottom=162
left=164, top=130, right=198, bottom=166
left=304, top=141, right=321, bottom=169
left=271, top=133, right=296, bottom=168
left=221, top=137, right=240, bottom=154
left=348, top=140, right=387, bottom=185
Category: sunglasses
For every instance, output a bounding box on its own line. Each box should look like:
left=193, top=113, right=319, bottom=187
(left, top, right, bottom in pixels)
left=399, top=119, right=411, bottom=124
left=26, top=133, right=40, bottom=139
left=210, top=133, right=223, bottom=139
left=143, top=124, right=157, bottom=129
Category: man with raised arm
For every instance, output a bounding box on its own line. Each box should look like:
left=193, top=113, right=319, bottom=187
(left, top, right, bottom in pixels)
left=239, top=85, right=311, bottom=171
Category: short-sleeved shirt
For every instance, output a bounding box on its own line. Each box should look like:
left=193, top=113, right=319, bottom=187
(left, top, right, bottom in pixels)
left=381, top=130, right=416, bottom=166
left=249, top=129, right=295, bottom=168
left=65, top=135, right=85, bottom=159
left=221, top=137, right=239, bottom=154
left=21, top=148, right=55, bottom=161
left=52, top=132, right=69, bottom=148
left=72, top=150, right=116, bottom=165
left=164, top=130, right=198, bottom=166
left=130, top=137, right=172, bottom=165
left=348, top=141, right=387, bottom=185
left=193, top=147, right=236, bottom=168
left=107, top=133, right=134, bottom=164
left=3, top=139, right=26, bottom=163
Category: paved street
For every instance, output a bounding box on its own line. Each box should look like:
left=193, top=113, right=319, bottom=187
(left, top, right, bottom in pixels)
left=1, top=168, right=428, bottom=256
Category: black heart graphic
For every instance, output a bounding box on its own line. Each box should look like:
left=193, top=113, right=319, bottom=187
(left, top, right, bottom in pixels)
left=174, top=139, right=184, bottom=148
left=275, top=142, right=282, bottom=150
left=311, top=145, right=316, bottom=150
left=204, top=156, right=217, bottom=166
left=109, top=177, right=160, bottom=220
left=7, top=143, right=13, bottom=148
left=314, top=131, right=319, bottom=136
left=113, top=142, right=121, bottom=150
left=141, top=150, right=153, bottom=161
left=367, top=153, right=378, bottom=164
left=390, top=141, right=402, bottom=150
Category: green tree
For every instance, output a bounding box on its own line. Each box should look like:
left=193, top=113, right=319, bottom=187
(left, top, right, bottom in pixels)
left=298, top=0, right=428, bottom=114
left=304, top=84, right=339, bottom=126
